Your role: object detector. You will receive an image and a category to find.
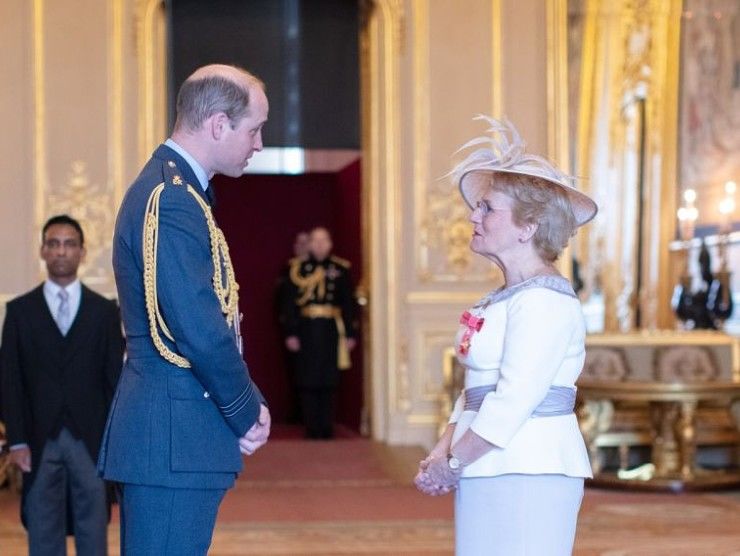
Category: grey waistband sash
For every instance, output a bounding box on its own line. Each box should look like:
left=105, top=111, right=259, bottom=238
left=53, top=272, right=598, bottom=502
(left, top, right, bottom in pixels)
left=463, top=384, right=576, bottom=417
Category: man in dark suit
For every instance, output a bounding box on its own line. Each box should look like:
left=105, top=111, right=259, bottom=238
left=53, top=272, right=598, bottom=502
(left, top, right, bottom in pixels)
left=281, top=227, right=357, bottom=439
left=1, top=214, right=124, bottom=555
left=98, top=64, right=271, bottom=555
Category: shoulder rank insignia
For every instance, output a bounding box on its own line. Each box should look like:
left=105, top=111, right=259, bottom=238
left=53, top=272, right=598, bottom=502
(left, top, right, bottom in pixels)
left=330, top=255, right=351, bottom=268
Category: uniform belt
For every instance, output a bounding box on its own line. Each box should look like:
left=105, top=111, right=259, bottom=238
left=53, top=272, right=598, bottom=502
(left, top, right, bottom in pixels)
left=298, top=305, right=351, bottom=370
left=463, top=384, right=576, bottom=417
left=300, top=305, right=341, bottom=319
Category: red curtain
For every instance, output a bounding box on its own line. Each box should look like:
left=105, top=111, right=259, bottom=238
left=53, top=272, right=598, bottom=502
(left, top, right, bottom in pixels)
left=212, top=160, right=363, bottom=430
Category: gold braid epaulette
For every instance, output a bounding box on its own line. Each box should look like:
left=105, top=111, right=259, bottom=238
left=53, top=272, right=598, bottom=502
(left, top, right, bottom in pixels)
left=142, top=183, right=240, bottom=368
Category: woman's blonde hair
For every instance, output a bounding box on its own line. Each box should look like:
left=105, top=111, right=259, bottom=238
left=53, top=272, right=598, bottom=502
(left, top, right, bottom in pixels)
left=490, top=172, right=577, bottom=262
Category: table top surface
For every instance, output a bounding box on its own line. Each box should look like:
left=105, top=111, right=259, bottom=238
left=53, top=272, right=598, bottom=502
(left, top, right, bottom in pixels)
left=577, top=380, right=740, bottom=400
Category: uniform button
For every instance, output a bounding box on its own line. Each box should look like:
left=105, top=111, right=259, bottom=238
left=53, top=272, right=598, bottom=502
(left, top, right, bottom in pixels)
left=203, top=391, right=210, bottom=399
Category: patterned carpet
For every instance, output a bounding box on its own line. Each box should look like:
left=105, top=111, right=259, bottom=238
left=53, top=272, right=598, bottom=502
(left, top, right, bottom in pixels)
left=1, top=438, right=740, bottom=554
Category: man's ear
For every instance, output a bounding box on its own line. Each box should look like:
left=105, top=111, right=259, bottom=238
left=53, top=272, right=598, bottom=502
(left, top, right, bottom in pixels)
left=210, top=112, right=230, bottom=140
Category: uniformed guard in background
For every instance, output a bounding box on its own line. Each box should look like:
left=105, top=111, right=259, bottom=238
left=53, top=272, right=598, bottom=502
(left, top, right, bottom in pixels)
left=282, top=227, right=357, bottom=439
left=276, top=231, right=310, bottom=423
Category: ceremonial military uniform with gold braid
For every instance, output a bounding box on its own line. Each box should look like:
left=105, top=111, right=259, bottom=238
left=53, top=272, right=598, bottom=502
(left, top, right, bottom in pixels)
left=98, top=144, right=263, bottom=491
left=280, top=253, right=356, bottom=438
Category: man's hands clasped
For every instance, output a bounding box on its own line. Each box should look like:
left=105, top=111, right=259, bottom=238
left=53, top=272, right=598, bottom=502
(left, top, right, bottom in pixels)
left=239, top=404, right=271, bottom=456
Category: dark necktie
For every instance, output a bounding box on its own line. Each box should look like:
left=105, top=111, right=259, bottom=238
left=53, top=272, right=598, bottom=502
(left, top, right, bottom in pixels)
left=205, top=184, right=216, bottom=207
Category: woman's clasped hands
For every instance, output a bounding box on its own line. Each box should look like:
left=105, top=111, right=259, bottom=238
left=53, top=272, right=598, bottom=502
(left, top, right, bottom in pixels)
left=414, top=453, right=461, bottom=496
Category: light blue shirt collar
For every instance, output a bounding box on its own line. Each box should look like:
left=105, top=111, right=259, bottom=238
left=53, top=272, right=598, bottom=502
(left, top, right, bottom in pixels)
left=164, top=138, right=209, bottom=192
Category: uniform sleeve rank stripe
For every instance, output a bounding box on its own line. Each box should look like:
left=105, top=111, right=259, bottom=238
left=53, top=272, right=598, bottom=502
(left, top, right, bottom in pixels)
left=222, top=387, right=254, bottom=417
left=219, top=385, right=251, bottom=411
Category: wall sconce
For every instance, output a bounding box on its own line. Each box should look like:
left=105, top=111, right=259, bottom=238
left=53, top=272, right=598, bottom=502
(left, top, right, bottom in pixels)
left=677, top=188, right=698, bottom=241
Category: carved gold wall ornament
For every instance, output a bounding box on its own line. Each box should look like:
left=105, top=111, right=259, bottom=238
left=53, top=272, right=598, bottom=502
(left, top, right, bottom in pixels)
left=653, top=346, right=719, bottom=383
left=419, top=184, right=498, bottom=282
left=47, top=161, right=116, bottom=287
left=583, top=347, right=631, bottom=381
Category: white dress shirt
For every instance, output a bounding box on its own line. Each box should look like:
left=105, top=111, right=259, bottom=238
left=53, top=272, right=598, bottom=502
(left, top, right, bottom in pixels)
left=449, top=275, right=593, bottom=479
left=44, top=279, right=82, bottom=334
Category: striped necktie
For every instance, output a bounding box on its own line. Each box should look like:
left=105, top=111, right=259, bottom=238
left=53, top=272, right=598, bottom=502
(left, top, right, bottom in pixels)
left=56, top=288, right=71, bottom=336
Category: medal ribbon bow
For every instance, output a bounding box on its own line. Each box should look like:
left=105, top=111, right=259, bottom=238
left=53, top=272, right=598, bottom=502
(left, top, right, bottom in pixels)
left=458, top=310, right=485, bottom=355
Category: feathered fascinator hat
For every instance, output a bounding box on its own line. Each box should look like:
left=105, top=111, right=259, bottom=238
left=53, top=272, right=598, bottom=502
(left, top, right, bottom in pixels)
left=451, top=115, right=598, bottom=226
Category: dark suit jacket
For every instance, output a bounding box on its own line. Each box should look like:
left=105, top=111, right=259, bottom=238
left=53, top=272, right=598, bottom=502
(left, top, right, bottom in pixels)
left=0, top=284, right=124, bottom=492
left=98, top=144, right=263, bottom=490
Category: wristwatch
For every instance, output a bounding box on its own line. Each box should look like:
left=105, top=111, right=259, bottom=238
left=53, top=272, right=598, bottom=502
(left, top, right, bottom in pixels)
left=447, top=453, right=463, bottom=472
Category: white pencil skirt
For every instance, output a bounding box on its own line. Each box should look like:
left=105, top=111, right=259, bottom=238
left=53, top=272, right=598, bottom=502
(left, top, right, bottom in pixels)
left=455, top=473, right=584, bottom=556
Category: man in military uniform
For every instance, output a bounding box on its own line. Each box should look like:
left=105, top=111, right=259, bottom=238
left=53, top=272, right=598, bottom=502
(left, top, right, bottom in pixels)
left=282, top=227, right=356, bottom=439
left=276, top=231, right=310, bottom=423
left=98, top=64, right=270, bottom=555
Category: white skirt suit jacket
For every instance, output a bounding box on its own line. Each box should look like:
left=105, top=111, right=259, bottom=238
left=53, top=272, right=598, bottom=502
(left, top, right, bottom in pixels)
left=449, top=275, right=592, bottom=479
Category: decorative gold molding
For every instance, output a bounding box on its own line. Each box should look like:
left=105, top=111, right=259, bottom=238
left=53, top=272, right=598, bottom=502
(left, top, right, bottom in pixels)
left=587, top=330, right=740, bottom=382
left=547, top=0, right=573, bottom=278
left=405, top=291, right=485, bottom=305
left=412, top=1, right=431, bottom=282
left=571, top=0, right=682, bottom=331
left=32, top=0, right=47, bottom=234
left=381, top=0, right=402, bottom=414
left=546, top=0, right=570, bottom=175
left=415, top=1, right=502, bottom=283
left=136, top=0, right=167, bottom=165
left=108, top=0, right=125, bottom=205
left=362, top=0, right=405, bottom=437
left=406, top=414, right=440, bottom=425
left=415, top=329, right=455, bottom=403
left=491, top=0, right=503, bottom=118
left=30, top=0, right=123, bottom=291
left=654, top=0, right=682, bottom=328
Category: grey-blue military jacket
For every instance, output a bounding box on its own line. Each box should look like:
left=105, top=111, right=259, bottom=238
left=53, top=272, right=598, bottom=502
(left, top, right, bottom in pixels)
left=98, top=144, right=263, bottom=489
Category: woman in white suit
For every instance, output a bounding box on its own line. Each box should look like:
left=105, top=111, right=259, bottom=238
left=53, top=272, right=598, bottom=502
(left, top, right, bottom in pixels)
left=414, top=117, right=597, bottom=555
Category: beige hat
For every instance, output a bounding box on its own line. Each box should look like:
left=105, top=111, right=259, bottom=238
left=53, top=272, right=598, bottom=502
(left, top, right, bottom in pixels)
left=452, top=116, right=598, bottom=226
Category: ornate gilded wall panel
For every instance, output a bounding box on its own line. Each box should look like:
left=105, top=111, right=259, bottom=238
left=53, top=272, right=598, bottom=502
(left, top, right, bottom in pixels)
left=29, top=0, right=136, bottom=295
left=364, top=0, right=564, bottom=447
left=0, top=0, right=156, bottom=306
left=571, top=0, right=682, bottom=332
left=414, top=0, right=503, bottom=284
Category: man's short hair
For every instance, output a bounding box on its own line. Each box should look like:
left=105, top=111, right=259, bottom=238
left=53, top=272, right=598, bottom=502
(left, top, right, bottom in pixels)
left=175, top=68, right=264, bottom=132
left=42, top=215, right=85, bottom=247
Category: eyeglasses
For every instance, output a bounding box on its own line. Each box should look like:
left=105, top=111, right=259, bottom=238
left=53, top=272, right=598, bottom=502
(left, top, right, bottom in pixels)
left=474, top=200, right=512, bottom=217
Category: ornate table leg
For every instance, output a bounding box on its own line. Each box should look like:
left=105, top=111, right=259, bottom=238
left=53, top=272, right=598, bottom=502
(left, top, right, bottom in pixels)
left=651, top=401, right=680, bottom=477
left=677, top=400, right=698, bottom=481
